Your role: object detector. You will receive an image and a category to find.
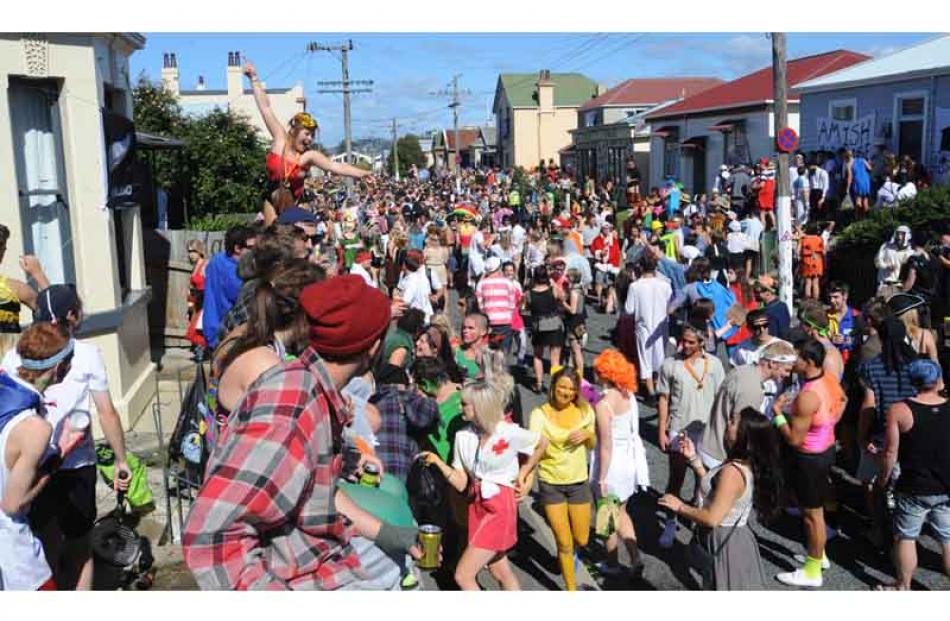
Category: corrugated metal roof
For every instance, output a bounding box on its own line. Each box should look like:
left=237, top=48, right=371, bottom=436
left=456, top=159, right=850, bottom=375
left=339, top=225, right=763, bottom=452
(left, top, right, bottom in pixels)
left=646, top=49, right=870, bottom=120
left=578, top=77, right=724, bottom=111
left=497, top=73, right=599, bottom=108
left=796, top=35, right=950, bottom=91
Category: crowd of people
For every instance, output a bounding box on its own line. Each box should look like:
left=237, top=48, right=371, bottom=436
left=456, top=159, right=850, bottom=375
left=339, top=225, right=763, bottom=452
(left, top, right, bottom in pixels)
left=2, top=69, right=949, bottom=592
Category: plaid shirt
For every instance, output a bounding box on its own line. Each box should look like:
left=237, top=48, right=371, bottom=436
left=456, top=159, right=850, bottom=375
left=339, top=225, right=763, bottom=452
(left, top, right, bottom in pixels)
left=182, top=347, right=362, bottom=590
left=370, top=385, right=439, bottom=483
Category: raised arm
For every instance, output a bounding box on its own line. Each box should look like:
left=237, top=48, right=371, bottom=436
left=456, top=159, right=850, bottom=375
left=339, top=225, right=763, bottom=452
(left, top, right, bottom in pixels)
left=243, top=60, right=287, bottom=149
left=305, top=150, right=372, bottom=181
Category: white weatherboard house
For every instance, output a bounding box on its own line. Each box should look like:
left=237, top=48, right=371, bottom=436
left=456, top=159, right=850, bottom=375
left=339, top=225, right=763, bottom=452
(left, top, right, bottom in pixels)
left=797, top=35, right=950, bottom=186
left=1, top=33, right=155, bottom=428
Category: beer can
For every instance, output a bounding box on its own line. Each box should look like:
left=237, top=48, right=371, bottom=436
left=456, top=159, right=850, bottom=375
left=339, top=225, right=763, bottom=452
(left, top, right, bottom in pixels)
left=360, top=463, right=381, bottom=487
left=417, top=524, right=442, bottom=571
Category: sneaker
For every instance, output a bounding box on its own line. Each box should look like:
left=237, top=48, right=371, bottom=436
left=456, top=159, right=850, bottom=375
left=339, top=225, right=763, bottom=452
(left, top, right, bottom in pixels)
left=658, top=519, right=677, bottom=549
left=776, top=568, right=823, bottom=588
left=793, top=554, right=831, bottom=570
left=574, top=552, right=584, bottom=577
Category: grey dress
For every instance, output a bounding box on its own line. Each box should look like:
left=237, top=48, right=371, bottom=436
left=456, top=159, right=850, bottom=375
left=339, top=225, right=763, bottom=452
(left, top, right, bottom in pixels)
left=694, top=461, right=766, bottom=590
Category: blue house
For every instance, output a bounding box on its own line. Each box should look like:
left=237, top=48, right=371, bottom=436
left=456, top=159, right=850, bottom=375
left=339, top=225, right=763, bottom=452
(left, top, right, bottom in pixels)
left=796, top=35, right=950, bottom=186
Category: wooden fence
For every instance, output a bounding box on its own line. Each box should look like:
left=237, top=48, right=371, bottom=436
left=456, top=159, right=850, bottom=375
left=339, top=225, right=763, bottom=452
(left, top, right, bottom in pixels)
left=143, top=229, right=225, bottom=348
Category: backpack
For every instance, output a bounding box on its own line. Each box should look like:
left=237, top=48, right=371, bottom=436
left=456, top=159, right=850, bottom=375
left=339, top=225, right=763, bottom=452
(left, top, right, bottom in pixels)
left=167, top=361, right=213, bottom=487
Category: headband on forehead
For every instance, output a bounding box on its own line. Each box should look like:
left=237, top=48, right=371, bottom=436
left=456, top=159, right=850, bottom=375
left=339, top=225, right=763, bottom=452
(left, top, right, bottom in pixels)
left=20, top=339, right=75, bottom=371
left=763, top=352, right=797, bottom=364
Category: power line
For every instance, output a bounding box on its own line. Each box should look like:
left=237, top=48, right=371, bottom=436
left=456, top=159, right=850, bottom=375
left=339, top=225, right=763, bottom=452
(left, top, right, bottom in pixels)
left=308, top=39, right=373, bottom=166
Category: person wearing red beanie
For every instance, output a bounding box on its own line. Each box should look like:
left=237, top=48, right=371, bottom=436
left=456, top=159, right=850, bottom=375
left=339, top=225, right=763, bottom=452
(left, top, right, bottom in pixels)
left=184, top=274, right=423, bottom=590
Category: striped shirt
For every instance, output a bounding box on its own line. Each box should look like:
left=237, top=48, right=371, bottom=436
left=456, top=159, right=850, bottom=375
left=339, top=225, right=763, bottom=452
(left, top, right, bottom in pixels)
left=858, top=355, right=917, bottom=444
left=475, top=274, right=519, bottom=326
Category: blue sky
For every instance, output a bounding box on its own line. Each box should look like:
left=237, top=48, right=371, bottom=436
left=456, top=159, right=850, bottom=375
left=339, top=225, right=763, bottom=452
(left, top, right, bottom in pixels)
left=130, top=32, right=935, bottom=146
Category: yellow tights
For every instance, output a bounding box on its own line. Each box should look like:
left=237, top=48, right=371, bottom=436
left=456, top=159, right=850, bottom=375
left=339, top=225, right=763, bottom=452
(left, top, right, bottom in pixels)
left=543, top=502, right=591, bottom=591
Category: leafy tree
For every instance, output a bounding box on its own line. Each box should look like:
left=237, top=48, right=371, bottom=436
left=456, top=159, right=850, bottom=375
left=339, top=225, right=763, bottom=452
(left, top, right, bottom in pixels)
left=133, top=76, right=268, bottom=220
left=387, top=134, right=427, bottom=178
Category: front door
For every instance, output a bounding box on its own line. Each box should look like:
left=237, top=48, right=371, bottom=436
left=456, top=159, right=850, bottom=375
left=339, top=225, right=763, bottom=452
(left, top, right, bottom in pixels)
left=8, top=78, right=76, bottom=285
left=691, top=138, right=707, bottom=196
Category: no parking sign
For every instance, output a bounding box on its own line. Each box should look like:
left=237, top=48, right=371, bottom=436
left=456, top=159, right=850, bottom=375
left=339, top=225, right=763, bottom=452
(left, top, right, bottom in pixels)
left=777, top=127, right=799, bottom=153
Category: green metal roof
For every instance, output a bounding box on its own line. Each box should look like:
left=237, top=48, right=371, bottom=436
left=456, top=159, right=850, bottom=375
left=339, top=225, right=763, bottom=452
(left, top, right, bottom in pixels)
left=497, top=73, right=599, bottom=109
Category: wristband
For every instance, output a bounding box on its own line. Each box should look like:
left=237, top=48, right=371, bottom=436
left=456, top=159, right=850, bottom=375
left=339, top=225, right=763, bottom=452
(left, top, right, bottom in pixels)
left=772, top=414, right=789, bottom=428
left=375, top=522, right=418, bottom=557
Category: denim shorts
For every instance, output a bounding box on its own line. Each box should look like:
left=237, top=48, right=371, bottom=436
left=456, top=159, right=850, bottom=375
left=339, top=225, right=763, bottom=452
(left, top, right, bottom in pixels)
left=893, top=493, right=950, bottom=543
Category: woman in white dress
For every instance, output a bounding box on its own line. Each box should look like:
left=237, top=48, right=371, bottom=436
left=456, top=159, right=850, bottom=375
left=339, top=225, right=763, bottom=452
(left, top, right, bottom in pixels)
left=590, top=349, right=650, bottom=577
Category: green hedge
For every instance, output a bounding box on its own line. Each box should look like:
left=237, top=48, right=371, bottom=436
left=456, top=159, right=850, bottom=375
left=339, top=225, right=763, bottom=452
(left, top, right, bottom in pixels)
left=836, top=186, right=950, bottom=248
left=188, top=213, right=257, bottom=232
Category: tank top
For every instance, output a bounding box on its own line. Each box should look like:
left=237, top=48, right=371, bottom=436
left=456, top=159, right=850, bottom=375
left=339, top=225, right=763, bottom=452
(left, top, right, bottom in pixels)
left=0, top=276, right=22, bottom=334
left=896, top=398, right=950, bottom=496
left=528, top=287, right=559, bottom=320
left=800, top=372, right=845, bottom=454
left=0, top=411, right=53, bottom=590
left=700, top=461, right=753, bottom=528
left=265, top=151, right=305, bottom=198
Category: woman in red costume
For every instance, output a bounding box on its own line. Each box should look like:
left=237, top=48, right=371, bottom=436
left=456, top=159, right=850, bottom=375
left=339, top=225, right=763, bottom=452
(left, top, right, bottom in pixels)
left=243, top=60, right=373, bottom=223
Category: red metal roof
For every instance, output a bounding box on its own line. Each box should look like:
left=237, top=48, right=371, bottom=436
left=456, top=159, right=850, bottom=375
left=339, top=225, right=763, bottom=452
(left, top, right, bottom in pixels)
left=578, top=77, right=724, bottom=112
left=646, top=50, right=870, bottom=120
left=445, top=129, right=481, bottom=151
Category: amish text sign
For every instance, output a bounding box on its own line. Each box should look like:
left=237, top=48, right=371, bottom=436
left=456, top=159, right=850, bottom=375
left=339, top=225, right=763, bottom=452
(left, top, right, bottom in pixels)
left=816, top=114, right=875, bottom=155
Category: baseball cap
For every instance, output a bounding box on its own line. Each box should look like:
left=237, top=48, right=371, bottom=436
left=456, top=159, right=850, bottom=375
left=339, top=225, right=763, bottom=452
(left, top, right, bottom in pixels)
left=35, top=284, right=81, bottom=324
left=277, top=207, right=318, bottom=225
left=484, top=257, right=502, bottom=273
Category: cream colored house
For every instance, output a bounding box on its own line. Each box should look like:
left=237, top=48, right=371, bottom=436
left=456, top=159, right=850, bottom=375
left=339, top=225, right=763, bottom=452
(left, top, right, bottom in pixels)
left=493, top=70, right=599, bottom=170
left=0, top=33, right=156, bottom=427
left=161, top=51, right=305, bottom=140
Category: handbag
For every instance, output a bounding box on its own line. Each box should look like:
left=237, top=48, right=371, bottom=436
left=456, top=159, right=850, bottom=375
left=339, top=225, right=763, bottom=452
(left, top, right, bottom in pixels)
left=537, top=314, right=564, bottom=333
left=839, top=193, right=855, bottom=212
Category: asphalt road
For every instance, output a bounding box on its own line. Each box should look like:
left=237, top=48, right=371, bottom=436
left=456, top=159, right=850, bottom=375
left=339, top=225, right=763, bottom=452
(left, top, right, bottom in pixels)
left=421, top=295, right=950, bottom=591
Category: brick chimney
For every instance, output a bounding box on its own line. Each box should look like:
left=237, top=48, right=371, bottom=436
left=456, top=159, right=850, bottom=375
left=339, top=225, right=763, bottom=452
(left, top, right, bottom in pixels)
left=227, top=50, right=243, bottom=99
left=536, top=69, right=554, bottom=113
left=160, top=52, right=179, bottom=96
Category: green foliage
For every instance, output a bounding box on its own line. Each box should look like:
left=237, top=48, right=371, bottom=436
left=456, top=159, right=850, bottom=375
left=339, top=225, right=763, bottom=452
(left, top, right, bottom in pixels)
left=132, top=76, right=268, bottom=221
left=836, top=186, right=950, bottom=248
left=387, top=134, right=428, bottom=177
left=188, top=213, right=256, bottom=232
left=181, top=109, right=267, bottom=216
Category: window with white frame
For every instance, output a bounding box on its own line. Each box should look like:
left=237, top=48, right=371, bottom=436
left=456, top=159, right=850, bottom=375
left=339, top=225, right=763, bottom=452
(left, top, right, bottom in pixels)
left=8, top=78, right=76, bottom=287
left=894, top=92, right=927, bottom=163
left=829, top=99, right=857, bottom=122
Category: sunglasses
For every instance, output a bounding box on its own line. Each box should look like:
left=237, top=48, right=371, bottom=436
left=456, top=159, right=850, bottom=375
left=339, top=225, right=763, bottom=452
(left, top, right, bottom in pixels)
left=751, top=323, right=769, bottom=331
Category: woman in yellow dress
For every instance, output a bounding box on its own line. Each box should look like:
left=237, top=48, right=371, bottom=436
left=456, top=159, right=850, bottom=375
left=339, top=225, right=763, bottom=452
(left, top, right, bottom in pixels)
left=525, top=367, right=596, bottom=590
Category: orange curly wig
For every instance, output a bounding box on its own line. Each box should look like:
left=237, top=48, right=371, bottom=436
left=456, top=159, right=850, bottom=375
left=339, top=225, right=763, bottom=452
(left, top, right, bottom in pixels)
left=593, top=349, right=638, bottom=394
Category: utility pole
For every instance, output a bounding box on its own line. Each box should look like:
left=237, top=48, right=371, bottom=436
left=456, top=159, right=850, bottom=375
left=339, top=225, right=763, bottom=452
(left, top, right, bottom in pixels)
left=392, top=118, right=400, bottom=181
left=310, top=39, right=373, bottom=167
left=772, top=33, right=794, bottom=318
left=434, top=74, right=470, bottom=196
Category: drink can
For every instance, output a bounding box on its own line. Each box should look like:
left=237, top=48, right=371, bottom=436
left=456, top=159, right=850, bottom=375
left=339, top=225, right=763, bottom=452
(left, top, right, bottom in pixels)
left=69, top=411, right=91, bottom=432
left=359, top=463, right=381, bottom=488
left=417, top=524, right=442, bottom=570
